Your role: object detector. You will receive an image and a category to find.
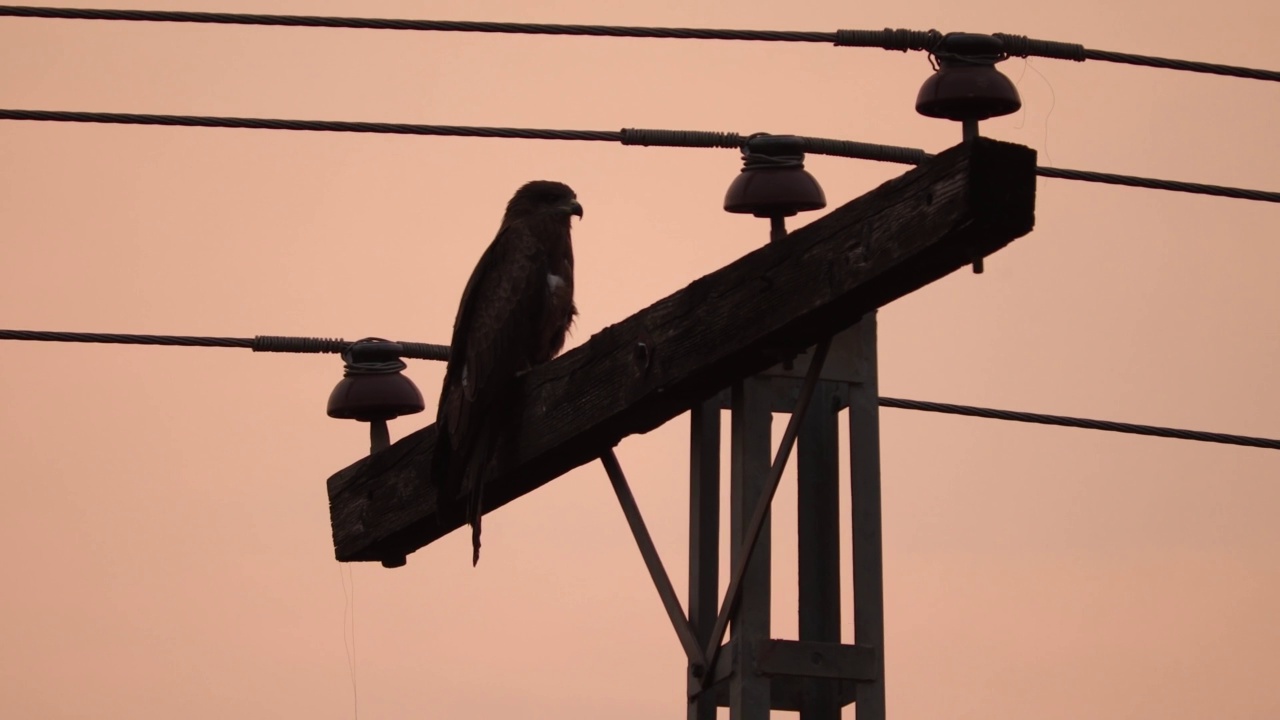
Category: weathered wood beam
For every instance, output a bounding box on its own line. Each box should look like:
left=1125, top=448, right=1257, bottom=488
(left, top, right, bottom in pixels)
left=327, top=138, right=1036, bottom=563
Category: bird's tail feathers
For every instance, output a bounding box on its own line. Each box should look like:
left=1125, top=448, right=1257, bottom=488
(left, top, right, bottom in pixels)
left=462, top=424, right=501, bottom=567
left=468, top=476, right=484, bottom=566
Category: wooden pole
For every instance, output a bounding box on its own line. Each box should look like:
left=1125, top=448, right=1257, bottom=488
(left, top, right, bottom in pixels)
left=728, top=376, right=772, bottom=720
left=797, top=381, right=843, bottom=720
left=687, top=397, right=721, bottom=720
left=849, top=316, right=886, bottom=720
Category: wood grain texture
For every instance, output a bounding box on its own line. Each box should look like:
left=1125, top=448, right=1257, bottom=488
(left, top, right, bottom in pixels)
left=327, top=138, right=1037, bottom=563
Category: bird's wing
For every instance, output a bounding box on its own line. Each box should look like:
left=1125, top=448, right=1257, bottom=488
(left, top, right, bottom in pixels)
left=440, top=221, right=549, bottom=458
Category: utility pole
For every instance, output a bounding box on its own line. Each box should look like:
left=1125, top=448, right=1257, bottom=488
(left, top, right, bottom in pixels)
left=325, top=138, right=1037, bottom=718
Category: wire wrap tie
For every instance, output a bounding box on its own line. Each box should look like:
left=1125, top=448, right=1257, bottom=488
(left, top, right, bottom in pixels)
left=252, top=335, right=347, bottom=354
left=341, top=338, right=408, bottom=376
left=994, top=33, right=1087, bottom=61
left=835, top=28, right=942, bottom=51
left=620, top=128, right=744, bottom=148
left=739, top=134, right=805, bottom=171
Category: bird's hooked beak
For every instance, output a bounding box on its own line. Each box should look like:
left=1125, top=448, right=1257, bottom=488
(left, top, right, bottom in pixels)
left=563, top=199, right=584, bottom=219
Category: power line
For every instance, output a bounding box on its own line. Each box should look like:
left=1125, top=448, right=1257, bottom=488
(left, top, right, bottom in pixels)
left=1, top=329, right=1276, bottom=451
left=1034, top=167, right=1280, bottom=203
left=0, top=109, right=624, bottom=143
left=1, top=109, right=1276, bottom=204
left=0, top=109, right=894, bottom=159
left=1077, top=47, right=1279, bottom=81
left=0, top=329, right=449, bottom=360
left=0, top=6, right=838, bottom=42
left=1, top=6, right=1277, bottom=83
left=879, top=397, right=1280, bottom=451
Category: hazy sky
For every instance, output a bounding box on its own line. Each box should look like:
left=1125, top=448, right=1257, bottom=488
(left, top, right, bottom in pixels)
left=1, top=1, right=1278, bottom=718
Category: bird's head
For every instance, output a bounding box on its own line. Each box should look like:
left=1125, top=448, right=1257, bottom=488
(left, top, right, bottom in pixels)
left=505, top=180, right=583, bottom=222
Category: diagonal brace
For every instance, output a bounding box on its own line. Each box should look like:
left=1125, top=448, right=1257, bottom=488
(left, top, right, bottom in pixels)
left=699, top=337, right=833, bottom=684
left=601, top=449, right=708, bottom=671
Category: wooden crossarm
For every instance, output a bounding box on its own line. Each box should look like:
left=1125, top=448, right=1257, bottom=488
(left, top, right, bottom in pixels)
left=326, top=137, right=1036, bottom=563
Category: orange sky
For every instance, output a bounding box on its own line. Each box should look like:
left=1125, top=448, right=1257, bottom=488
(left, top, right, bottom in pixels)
left=1, top=1, right=1278, bottom=718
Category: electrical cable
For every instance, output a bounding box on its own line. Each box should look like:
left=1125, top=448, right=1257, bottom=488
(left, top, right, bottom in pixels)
left=879, top=396, right=1280, bottom=450
left=2, top=328, right=1276, bottom=450
left=0, top=7, right=1276, bottom=82
left=1, top=109, right=1276, bottom=203
left=0, top=329, right=449, bottom=360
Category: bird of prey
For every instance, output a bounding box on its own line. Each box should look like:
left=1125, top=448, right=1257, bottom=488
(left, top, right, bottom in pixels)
left=434, top=180, right=583, bottom=565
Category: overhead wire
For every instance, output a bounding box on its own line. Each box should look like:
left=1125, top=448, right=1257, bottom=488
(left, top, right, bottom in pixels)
left=0, top=329, right=449, bottom=360
left=878, top=397, right=1280, bottom=451
left=1, top=328, right=1277, bottom=451
left=0, top=109, right=1276, bottom=203
left=0, top=6, right=1277, bottom=82
left=0, top=109, right=625, bottom=143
